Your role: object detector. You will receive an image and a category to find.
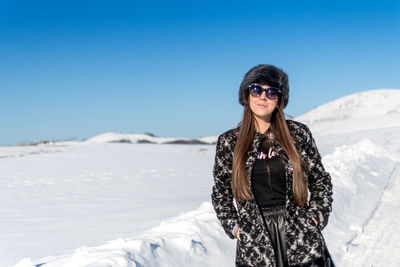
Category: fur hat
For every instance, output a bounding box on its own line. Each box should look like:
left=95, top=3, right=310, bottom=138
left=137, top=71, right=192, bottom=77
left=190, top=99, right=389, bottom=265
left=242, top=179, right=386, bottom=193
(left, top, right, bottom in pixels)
left=238, top=64, right=289, bottom=109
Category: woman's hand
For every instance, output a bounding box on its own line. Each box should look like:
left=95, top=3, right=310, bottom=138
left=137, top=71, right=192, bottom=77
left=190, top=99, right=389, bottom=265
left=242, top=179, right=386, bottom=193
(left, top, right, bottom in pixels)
left=311, top=216, right=319, bottom=226
left=236, top=226, right=241, bottom=240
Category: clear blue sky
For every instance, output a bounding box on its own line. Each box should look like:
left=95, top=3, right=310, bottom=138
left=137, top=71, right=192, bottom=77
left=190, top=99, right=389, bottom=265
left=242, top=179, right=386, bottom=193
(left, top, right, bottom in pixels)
left=1, top=0, right=399, bottom=145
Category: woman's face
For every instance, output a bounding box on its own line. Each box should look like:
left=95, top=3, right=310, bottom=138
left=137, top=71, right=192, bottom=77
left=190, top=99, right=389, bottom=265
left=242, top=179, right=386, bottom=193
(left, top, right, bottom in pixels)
left=248, top=84, right=279, bottom=122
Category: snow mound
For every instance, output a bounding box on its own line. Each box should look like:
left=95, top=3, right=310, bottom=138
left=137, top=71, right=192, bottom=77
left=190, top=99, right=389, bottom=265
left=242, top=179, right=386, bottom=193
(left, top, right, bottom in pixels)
left=340, top=163, right=400, bottom=266
left=322, top=138, right=400, bottom=265
left=296, top=89, right=400, bottom=135
left=14, top=202, right=236, bottom=267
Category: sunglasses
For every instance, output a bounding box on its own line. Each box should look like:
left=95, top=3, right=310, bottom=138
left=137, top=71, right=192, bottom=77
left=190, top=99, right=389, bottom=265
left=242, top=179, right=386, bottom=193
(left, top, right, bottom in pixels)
left=248, top=83, right=282, bottom=101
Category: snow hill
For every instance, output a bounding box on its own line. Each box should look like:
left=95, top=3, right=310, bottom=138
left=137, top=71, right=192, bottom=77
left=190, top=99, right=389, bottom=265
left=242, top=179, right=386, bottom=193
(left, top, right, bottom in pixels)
left=296, top=89, right=400, bottom=135
left=4, top=89, right=400, bottom=267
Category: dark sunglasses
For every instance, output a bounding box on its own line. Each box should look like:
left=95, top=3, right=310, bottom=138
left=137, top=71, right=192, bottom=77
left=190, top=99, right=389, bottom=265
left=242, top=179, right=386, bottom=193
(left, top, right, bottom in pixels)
left=248, top=83, right=282, bottom=101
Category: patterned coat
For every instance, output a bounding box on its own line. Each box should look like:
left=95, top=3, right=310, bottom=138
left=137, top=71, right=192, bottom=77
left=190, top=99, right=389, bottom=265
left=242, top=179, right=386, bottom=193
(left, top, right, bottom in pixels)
left=211, top=120, right=333, bottom=266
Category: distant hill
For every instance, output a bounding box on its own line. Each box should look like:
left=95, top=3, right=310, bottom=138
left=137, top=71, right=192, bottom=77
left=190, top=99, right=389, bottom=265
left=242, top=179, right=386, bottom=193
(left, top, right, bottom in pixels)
left=85, top=132, right=218, bottom=145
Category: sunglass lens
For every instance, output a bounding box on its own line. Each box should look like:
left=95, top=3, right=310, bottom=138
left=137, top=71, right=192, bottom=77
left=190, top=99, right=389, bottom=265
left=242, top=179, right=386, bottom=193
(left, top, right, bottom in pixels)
left=249, top=85, right=262, bottom=97
left=267, top=89, right=280, bottom=100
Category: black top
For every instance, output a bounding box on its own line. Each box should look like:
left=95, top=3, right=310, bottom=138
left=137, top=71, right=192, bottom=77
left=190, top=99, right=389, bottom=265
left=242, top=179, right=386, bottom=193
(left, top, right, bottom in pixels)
left=251, top=137, right=286, bottom=208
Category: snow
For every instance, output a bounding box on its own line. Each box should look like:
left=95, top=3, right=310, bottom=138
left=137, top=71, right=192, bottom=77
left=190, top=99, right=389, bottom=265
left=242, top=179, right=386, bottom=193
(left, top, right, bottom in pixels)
left=2, top=88, right=400, bottom=266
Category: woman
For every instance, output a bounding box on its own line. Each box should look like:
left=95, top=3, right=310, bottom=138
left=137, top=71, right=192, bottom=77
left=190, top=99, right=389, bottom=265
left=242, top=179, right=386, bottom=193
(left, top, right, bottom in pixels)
left=211, top=64, right=334, bottom=266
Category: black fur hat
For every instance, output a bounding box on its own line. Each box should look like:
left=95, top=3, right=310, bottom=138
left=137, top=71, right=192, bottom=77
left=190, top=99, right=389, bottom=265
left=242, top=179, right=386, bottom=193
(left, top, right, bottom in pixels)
left=238, top=64, right=289, bottom=109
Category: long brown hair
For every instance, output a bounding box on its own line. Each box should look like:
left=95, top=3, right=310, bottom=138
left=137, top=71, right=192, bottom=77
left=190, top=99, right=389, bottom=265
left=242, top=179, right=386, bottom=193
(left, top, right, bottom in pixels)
left=232, top=89, right=309, bottom=206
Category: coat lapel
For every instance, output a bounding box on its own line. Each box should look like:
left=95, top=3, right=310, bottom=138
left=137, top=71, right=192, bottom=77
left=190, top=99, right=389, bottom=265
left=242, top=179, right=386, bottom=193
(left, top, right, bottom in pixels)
left=244, top=131, right=264, bottom=195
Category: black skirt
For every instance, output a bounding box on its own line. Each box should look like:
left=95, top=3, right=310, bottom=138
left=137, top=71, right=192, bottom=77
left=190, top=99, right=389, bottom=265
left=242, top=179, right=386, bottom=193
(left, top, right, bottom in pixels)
left=260, top=205, right=335, bottom=267
left=260, top=205, right=289, bottom=267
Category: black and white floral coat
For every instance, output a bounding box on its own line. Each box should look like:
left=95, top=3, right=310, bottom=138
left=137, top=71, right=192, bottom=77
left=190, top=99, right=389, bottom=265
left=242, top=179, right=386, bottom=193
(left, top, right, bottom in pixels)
left=211, top=120, right=333, bottom=266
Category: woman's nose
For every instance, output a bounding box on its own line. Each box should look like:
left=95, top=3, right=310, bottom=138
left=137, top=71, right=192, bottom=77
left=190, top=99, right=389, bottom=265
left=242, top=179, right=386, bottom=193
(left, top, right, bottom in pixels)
left=259, top=91, right=268, bottom=100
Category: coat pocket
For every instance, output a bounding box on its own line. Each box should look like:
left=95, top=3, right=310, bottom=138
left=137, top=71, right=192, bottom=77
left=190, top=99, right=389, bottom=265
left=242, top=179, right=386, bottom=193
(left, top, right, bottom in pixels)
left=291, top=205, right=318, bottom=232
left=286, top=205, right=325, bottom=264
left=305, top=210, right=319, bottom=231
left=235, top=224, right=255, bottom=265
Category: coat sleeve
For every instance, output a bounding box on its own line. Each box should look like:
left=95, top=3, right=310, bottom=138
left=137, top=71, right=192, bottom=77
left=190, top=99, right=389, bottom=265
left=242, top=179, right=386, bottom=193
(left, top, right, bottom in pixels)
left=303, top=125, right=333, bottom=231
left=211, top=134, right=239, bottom=239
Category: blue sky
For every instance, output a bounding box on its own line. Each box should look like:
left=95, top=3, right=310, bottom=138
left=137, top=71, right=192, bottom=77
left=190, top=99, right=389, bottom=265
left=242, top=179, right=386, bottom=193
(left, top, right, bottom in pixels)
left=1, top=0, right=399, bottom=145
